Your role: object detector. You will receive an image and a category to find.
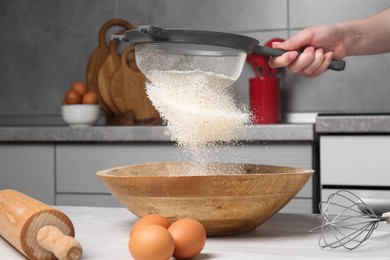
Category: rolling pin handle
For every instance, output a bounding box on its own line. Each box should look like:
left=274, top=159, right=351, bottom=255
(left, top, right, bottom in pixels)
left=36, top=225, right=82, bottom=260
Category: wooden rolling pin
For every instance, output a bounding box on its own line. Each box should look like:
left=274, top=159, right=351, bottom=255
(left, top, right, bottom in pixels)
left=0, top=190, right=82, bottom=260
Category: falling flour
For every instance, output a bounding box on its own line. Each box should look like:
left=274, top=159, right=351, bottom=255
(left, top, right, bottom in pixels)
left=146, top=69, right=250, bottom=172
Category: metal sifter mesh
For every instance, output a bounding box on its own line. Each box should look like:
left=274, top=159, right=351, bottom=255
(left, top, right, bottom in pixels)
left=135, top=42, right=247, bottom=84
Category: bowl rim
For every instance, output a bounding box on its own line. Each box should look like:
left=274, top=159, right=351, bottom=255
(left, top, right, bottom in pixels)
left=96, top=161, right=314, bottom=178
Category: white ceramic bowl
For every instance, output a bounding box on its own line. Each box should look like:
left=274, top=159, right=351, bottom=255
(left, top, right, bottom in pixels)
left=62, top=104, right=100, bottom=127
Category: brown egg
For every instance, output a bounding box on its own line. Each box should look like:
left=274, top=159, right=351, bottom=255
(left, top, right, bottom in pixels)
left=65, top=89, right=82, bottom=104
left=168, top=218, right=206, bottom=259
left=130, top=214, right=171, bottom=237
left=129, top=225, right=175, bottom=260
left=82, top=91, right=98, bottom=104
left=71, top=81, right=88, bottom=96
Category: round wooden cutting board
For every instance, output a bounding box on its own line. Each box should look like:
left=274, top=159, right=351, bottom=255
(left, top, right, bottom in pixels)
left=86, top=19, right=134, bottom=112
left=97, top=39, right=121, bottom=114
left=110, top=47, right=161, bottom=124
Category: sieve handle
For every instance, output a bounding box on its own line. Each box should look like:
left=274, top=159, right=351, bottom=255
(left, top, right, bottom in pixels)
left=253, top=45, right=346, bottom=71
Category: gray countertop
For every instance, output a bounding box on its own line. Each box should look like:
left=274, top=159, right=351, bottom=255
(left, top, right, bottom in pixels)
left=0, top=124, right=314, bottom=142
left=2, top=114, right=390, bottom=143
left=316, top=114, right=390, bottom=133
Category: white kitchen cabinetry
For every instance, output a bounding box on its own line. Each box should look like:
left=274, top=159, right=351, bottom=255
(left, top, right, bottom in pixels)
left=320, top=135, right=390, bottom=202
left=55, top=143, right=179, bottom=206
left=0, top=144, right=55, bottom=204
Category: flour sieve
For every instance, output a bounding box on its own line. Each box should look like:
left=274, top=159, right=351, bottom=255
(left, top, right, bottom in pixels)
left=112, top=25, right=346, bottom=83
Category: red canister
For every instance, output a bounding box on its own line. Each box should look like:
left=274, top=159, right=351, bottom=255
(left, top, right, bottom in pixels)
left=247, top=38, right=283, bottom=124
left=249, top=76, right=280, bottom=124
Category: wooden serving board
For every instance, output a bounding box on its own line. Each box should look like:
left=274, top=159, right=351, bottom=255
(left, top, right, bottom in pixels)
left=97, top=39, right=121, bottom=114
left=110, top=47, right=161, bottom=124
left=86, top=19, right=134, bottom=112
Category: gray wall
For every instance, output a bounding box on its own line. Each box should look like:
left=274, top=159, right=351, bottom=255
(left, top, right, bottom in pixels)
left=1, top=0, right=390, bottom=120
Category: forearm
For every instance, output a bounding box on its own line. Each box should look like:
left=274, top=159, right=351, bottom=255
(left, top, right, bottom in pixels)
left=341, top=8, right=390, bottom=56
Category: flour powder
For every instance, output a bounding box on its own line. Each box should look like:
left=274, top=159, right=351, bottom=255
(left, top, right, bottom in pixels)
left=146, top=69, right=249, bottom=170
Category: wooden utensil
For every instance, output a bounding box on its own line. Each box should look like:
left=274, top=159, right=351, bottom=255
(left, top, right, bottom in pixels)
left=0, top=190, right=82, bottom=260
left=86, top=19, right=134, bottom=111
left=97, top=38, right=121, bottom=114
left=110, top=47, right=161, bottom=124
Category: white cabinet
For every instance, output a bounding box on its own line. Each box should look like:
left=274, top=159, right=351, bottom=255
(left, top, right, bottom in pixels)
left=320, top=135, right=390, bottom=206
left=55, top=143, right=179, bottom=206
left=320, top=135, right=390, bottom=186
left=0, top=144, right=55, bottom=204
left=56, top=143, right=179, bottom=194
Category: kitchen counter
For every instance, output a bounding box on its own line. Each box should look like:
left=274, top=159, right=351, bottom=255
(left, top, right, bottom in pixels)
left=2, top=114, right=390, bottom=142
left=1, top=206, right=389, bottom=259
left=0, top=124, right=314, bottom=142
left=316, top=114, right=390, bottom=133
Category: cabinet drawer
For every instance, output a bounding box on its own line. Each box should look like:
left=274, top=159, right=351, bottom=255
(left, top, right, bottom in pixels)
left=56, top=143, right=179, bottom=193
left=56, top=143, right=313, bottom=197
left=320, top=135, right=390, bottom=186
left=279, top=198, right=313, bottom=214
left=0, top=144, right=55, bottom=204
left=322, top=188, right=390, bottom=215
left=56, top=194, right=121, bottom=207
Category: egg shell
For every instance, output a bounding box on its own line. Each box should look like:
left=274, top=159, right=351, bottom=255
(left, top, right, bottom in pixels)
left=130, top=214, right=171, bottom=237
left=82, top=91, right=98, bottom=104
left=65, top=89, right=82, bottom=104
left=129, top=225, right=175, bottom=260
left=168, top=218, right=207, bottom=259
left=71, top=81, right=88, bottom=96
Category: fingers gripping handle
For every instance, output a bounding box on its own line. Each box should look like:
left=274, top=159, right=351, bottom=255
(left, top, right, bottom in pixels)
left=253, top=45, right=346, bottom=71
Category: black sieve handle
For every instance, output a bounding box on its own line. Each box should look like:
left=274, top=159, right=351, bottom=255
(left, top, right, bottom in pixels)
left=253, top=45, right=346, bottom=71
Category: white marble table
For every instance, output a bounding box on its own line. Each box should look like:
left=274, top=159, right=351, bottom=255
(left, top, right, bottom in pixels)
left=1, top=206, right=389, bottom=259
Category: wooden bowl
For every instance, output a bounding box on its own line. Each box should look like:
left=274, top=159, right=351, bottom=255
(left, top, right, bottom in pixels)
left=96, top=162, right=313, bottom=236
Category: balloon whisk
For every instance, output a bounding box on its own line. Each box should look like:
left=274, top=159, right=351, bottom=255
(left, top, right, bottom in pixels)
left=311, top=190, right=390, bottom=250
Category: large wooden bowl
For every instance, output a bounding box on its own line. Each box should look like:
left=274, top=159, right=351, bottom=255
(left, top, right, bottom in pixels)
left=96, top=162, right=313, bottom=236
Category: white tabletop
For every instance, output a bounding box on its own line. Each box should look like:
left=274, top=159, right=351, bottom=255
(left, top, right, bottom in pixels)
left=1, top=206, right=389, bottom=259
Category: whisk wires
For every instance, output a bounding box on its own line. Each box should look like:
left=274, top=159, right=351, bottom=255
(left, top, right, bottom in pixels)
left=312, top=190, right=386, bottom=250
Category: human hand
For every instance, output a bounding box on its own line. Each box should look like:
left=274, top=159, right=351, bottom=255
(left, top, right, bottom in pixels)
left=268, top=25, right=347, bottom=77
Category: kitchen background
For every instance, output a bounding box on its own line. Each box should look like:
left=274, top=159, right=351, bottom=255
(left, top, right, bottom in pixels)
left=1, top=0, right=390, bottom=123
